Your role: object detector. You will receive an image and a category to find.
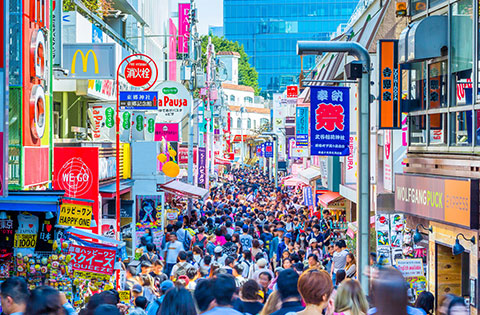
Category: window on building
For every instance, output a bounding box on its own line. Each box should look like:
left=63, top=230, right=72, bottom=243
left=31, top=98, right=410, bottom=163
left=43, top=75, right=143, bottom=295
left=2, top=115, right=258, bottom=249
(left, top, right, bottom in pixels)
left=247, top=118, right=251, bottom=129
left=254, top=120, right=257, bottom=129
left=244, top=97, right=253, bottom=103
left=237, top=118, right=242, bottom=128
left=410, top=0, right=426, bottom=15
left=260, top=118, right=269, bottom=126
left=230, top=95, right=235, bottom=102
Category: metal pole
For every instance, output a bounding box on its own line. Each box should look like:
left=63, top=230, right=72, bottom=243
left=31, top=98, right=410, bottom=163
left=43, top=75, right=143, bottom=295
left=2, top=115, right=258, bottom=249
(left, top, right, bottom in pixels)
left=240, top=108, right=244, bottom=167
left=274, top=136, right=278, bottom=187
left=297, top=41, right=371, bottom=294
left=187, top=0, right=195, bottom=186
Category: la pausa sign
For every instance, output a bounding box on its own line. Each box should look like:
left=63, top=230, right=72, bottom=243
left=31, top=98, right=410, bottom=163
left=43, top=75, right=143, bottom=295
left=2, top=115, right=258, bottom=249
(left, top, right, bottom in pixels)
left=155, top=81, right=191, bottom=122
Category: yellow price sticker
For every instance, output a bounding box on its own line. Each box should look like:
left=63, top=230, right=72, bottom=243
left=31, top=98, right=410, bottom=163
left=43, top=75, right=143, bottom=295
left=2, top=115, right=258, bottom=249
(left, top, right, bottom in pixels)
left=118, top=290, right=131, bottom=304
left=73, top=270, right=111, bottom=281
left=14, top=234, right=37, bottom=248
left=59, top=204, right=92, bottom=228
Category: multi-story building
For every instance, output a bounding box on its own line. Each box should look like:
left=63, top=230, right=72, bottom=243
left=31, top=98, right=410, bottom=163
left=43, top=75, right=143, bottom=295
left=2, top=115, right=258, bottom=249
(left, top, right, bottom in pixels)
left=223, top=0, right=359, bottom=97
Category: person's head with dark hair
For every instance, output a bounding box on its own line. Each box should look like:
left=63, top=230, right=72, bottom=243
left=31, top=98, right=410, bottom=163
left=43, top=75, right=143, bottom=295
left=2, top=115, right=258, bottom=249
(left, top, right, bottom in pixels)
left=186, top=267, right=197, bottom=280
left=415, top=291, right=434, bottom=315
left=92, top=304, right=120, bottom=315
left=241, top=280, right=262, bottom=301
left=81, top=291, right=119, bottom=315
left=24, top=286, right=63, bottom=315
left=243, top=250, right=252, bottom=262
left=298, top=269, right=333, bottom=310
left=166, top=224, right=174, bottom=233
left=277, top=269, right=301, bottom=301
left=194, top=279, right=215, bottom=313
left=336, top=269, right=346, bottom=286
left=439, top=294, right=469, bottom=315
left=0, top=276, right=29, bottom=315
left=159, top=286, right=196, bottom=315
left=212, top=274, right=237, bottom=307
left=258, top=271, right=273, bottom=290
left=146, top=243, right=155, bottom=253
left=293, top=262, right=304, bottom=274
left=224, top=256, right=235, bottom=268
left=372, top=267, right=408, bottom=315
left=134, top=296, right=148, bottom=310
left=178, top=251, right=187, bottom=262
left=225, top=233, right=232, bottom=242
left=175, top=221, right=183, bottom=230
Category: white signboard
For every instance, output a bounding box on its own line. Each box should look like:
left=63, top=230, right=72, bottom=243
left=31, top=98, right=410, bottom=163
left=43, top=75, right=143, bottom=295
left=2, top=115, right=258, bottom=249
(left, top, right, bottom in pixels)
left=383, top=130, right=393, bottom=191
left=396, top=258, right=424, bottom=278
left=345, top=135, right=357, bottom=184
left=155, top=81, right=192, bottom=123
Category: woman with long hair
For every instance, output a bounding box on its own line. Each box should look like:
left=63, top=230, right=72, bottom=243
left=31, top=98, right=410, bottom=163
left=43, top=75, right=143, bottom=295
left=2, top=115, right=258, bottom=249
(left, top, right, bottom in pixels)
left=334, top=279, right=368, bottom=315
left=345, top=253, right=357, bottom=279
left=159, top=286, right=197, bottom=315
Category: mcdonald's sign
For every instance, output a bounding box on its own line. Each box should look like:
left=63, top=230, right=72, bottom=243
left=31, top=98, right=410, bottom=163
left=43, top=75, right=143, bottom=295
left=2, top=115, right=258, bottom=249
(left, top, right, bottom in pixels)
left=60, top=43, right=115, bottom=79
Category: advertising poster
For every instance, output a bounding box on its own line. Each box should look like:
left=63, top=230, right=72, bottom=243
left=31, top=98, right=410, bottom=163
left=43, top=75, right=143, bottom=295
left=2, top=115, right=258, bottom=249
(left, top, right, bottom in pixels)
left=264, top=142, right=274, bottom=158
left=68, top=244, right=116, bottom=275
left=155, top=81, right=192, bottom=122
left=154, top=123, right=180, bottom=142
left=198, top=147, right=207, bottom=188
left=310, top=86, right=350, bottom=156
left=384, top=130, right=393, bottom=191
left=295, top=107, right=309, bottom=146
left=178, top=3, right=190, bottom=54
left=136, top=195, right=163, bottom=249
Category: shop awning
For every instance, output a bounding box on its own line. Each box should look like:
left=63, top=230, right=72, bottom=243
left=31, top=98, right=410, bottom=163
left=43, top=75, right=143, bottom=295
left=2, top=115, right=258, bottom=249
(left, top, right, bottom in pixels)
left=156, top=180, right=209, bottom=200
left=0, top=191, right=64, bottom=212
left=299, top=166, right=322, bottom=182
left=318, top=191, right=343, bottom=207
left=282, top=175, right=308, bottom=186
left=99, top=179, right=135, bottom=198
left=215, top=157, right=231, bottom=165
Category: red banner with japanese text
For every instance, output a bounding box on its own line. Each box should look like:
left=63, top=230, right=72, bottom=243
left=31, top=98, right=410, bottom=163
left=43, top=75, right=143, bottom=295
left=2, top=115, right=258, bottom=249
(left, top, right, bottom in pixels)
left=68, top=244, right=116, bottom=275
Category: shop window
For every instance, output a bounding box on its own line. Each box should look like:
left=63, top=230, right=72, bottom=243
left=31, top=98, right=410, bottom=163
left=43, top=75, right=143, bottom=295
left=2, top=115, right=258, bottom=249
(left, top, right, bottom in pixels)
left=230, top=95, right=235, bottom=103
left=247, top=118, right=251, bottom=129
left=428, top=61, right=447, bottom=108
left=450, top=111, right=473, bottom=146
left=451, top=0, right=473, bottom=106
left=409, top=115, right=426, bottom=145
left=237, top=118, right=242, bottom=128
left=429, top=113, right=447, bottom=145
left=254, top=120, right=257, bottom=129
left=474, top=110, right=480, bottom=145
left=401, top=62, right=427, bottom=112
left=410, top=0, right=426, bottom=15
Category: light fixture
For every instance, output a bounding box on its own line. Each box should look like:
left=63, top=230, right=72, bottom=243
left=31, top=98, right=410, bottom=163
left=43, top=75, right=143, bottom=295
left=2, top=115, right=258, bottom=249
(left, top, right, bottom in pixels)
left=452, top=233, right=475, bottom=256
left=413, top=224, right=432, bottom=244
left=45, top=211, right=54, bottom=220
left=0, top=212, right=7, bottom=220
left=90, top=215, right=97, bottom=228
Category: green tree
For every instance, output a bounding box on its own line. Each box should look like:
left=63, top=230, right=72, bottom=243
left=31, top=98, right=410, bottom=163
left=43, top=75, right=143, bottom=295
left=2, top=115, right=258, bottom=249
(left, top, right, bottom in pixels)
left=200, top=35, right=260, bottom=95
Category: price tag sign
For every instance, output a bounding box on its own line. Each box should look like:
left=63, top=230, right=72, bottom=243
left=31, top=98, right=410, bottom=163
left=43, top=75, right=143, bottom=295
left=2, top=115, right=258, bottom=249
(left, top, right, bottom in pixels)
left=73, top=270, right=111, bottom=281
left=14, top=234, right=37, bottom=248
left=118, top=291, right=131, bottom=304
left=59, top=203, right=92, bottom=228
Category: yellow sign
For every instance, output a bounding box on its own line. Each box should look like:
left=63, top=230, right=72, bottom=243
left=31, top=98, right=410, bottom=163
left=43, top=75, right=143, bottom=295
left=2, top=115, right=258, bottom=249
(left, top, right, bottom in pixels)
left=74, top=270, right=111, bottom=281
left=118, top=291, right=131, bottom=303
left=71, top=50, right=99, bottom=74
left=14, top=234, right=37, bottom=248
left=59, top=203, right=92, bottom=228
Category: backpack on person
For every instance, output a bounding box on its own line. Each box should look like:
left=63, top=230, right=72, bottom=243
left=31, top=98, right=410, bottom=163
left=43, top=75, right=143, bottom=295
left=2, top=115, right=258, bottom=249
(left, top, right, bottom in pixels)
left=182, top=230, right=192, bottom=250
left=192, top=234, right=207, bottom=249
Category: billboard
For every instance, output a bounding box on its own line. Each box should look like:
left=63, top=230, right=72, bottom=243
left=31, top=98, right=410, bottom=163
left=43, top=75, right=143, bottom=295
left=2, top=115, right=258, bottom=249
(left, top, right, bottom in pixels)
left=378, top=40, right=400, bottom=129
left=155, top=81, right=192, bottom=122
left=178, top=3, right=190, bottom=54
left=310, top=86, right=350, bottom=156
left=154, top=123, right=180, bottom=142
left=295, top=106, right=308, bottom=146
left=61, top=43, right=116, bottom=79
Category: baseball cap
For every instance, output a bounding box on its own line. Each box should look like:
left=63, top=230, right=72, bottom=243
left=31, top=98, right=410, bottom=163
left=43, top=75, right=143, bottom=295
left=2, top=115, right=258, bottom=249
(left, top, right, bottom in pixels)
left=160, top=280, right=174, bottom=292
left=257, top=258, right=268, bottom=267
left=277, top=228, right=286, bottom=234
left=309, top=238, right=318, bottom=244
left=284, top=233, right=292, bottom=239
left=214, top=246, right=223, bottom=254
left=132, top=284, right=143, bottom=293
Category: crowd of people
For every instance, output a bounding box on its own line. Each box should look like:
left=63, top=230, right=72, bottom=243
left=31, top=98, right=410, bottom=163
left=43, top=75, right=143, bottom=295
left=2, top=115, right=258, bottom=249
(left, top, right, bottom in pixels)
left=0, top=168, right=471, bottom=315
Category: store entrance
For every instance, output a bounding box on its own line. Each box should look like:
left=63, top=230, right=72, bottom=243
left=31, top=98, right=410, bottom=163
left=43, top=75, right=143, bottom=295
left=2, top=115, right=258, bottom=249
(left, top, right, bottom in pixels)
left=435, top=243, right=470, bottom=307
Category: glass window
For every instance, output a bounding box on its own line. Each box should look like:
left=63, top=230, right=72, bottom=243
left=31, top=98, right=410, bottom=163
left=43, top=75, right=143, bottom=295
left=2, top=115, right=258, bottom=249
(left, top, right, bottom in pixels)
left=429, top=113, right=447, bottom=145
left=401, top=62, right=427, bottom=112
left=409, top=115, right=426, bottom=145
left=450, top=111, right=473, bottom=146
left=428, top=61, right=447, bottom=108
left=411, top=0, right=426, bottom=15
left=429, top=0, right=447, bottom=8
left=230, top=95, right=235, bottom=102
left=254, top=120, right=257, bottom=129
left=237, top=118, right=242, bottom=128
left=451, top=0, right=473, bottom=106
left=247, top=118, right=251, bottom=129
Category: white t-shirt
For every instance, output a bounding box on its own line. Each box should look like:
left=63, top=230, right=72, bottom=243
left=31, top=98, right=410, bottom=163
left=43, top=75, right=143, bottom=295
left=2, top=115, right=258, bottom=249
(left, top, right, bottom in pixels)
left=15, top=214, right=39, bottom=256
left=166, top=240, right=183, bottom=264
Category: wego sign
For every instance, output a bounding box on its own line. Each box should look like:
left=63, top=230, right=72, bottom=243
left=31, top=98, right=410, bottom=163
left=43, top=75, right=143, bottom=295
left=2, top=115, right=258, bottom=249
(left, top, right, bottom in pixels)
left=56, top=158, right=93, bottom=197
left=154, top=81, right=191, bottom=122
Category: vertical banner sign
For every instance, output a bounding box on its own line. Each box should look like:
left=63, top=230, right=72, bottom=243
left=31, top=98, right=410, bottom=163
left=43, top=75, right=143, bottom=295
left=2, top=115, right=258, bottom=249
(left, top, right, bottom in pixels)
left=0, top=0, right=8, bottom=196
left=168, top=19, right=177, bottom=81
left=198, top=147, right=207, bottom=188
left=303, top=186, right=314, bottom=216
left=378, top=40, right=400, bottom=129
left=256, top=145, right=262, bottom=157
left=52, top=0, right=63, bottom=66
left=310, top=86, right=350, bottom=156
left=383, top=130, right=393, bottom=191
left=295, top=107, right=309, bottom=146
left=178, top=3, right=191, bottom=54
left=264, top=142, right=274, bottom=158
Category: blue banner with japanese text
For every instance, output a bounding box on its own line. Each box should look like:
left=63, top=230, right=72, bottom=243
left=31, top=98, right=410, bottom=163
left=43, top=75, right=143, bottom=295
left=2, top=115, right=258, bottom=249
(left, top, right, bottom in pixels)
left=295, top=107, right=309, bottom=146
left=264, top=141, right=274, bottom=158
left=310, top=86, right=350, bottom=156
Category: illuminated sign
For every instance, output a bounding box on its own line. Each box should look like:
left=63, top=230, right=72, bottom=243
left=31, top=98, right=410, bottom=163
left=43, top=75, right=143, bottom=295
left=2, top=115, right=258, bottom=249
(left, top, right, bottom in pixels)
left=61, top=43, right=115, bottom=79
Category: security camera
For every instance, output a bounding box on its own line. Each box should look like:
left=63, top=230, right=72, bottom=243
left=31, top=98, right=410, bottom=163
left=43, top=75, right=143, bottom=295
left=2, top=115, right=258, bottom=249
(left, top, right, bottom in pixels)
left=53, top=68, right=69, bottom=76
left=121, top=15, right=128, bottom=22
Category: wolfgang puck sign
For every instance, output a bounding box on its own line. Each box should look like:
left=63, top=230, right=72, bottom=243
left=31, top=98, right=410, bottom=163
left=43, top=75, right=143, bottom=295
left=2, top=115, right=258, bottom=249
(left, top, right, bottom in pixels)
left=154, top=81, right=191, bottom=123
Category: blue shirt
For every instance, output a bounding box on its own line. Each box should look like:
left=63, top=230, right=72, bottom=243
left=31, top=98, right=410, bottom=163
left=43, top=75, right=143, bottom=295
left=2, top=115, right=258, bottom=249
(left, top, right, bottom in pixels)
left=203, top=306, right=243, bottom=315
left=368, top=306, right=424, bottom=315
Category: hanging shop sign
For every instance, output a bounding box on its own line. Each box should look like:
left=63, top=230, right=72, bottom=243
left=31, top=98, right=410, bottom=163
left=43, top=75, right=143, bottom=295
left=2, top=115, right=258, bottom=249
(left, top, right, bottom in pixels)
left=273, top=93, right=284, bottom=132
left=378, top=40, right=400, bottom=129
left=383, top=130, right=393, bottom=191
left=155, top=81, right=191, bottom=122
left=154, top=123, right=180, bottom=142
left=395, top=174, right=479, bottom=229
left=256, top=145, right=263, bottom=157
left=119, top=91, right=158, bottom=110
left=58, top=203, right=92, bottom=228
left=310, top=86, right=350, bottom=156
left=287, top=85, right=298, bottom=98
left=295, top=106, right=309, bottom=146
left=198, top=147, right=207, bottom=188
left=264, top=141, right=274, bottom=158
left=178, top=3, right=191, bottom=54
left=68, top=244, right=116, bottom=275
left=168, top=19, right=177, bottom=81
left=87, top=79, right=115, bottom=101
left=61, top=43, right=116, bottom=79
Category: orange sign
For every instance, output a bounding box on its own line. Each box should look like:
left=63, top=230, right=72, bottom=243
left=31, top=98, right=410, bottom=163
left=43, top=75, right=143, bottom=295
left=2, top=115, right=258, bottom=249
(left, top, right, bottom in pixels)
left=379, top=40, right=400, bottom=129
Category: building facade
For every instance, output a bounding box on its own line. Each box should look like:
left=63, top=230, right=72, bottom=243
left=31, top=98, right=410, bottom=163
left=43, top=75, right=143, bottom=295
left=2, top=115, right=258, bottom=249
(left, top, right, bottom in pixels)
left=223, top=0, right=359, bottom=97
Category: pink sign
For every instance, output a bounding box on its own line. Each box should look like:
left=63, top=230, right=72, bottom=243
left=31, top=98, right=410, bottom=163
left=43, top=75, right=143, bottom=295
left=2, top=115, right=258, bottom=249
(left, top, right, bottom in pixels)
left=168, top=19, right=177, bottom=81
left=154, top=123, right=179, bottom=142
left=178, top=3, right=190, bottom=54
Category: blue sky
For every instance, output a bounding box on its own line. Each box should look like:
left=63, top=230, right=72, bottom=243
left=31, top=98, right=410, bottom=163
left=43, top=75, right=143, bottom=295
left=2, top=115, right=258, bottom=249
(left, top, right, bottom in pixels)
left=196, top=0, right=223, bottom=34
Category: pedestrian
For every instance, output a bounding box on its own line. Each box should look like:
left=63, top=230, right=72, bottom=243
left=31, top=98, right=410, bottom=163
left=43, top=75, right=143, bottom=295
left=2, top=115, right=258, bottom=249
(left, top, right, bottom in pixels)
left=194, top=279, right=216, bottom=314
left=159, top=286, right=197, bottom=315
left=171, top=251, right=193, bottom=280
left=145, top=280, right=174, bottom=315
left=164, top=232, right=183, bottom=277
left=345, top=253, right=357, bottom=279
left=331, top=240, right=348, bottom=282
left=24, top=286, right=65, bottom=315
left=240, top=226, right=254, bottom=251
left=414, top=291, right=434, bottom=315
left=149, top=259, right=168, bottom=288
left=271, top=269, right=304, bottom=315
left=202, top=274, right=242, bottom=315
left=334, top=279, right=368, bottom=315
left=257, top=271, right=273, bottom=302
left=438, top=294, right=469, bottom=315
left=234, top=280, right=264, bottom=315
left=129, top=296, right=148, bottom=315
left=0, top=277, right=29, bottom=315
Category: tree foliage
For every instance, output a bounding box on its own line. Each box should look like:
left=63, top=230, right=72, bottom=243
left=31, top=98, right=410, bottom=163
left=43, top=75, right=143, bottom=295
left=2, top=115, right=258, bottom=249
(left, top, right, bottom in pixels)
left=200, top=35, right=261, bottom=95
left=64, top=0, right=113, bottom=17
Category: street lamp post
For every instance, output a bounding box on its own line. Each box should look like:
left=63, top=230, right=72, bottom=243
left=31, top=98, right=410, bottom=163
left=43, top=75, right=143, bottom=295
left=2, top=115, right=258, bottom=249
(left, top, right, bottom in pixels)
left=297, top=41, right=371, bottom=294
left=261, top=132, right=278, bottom=187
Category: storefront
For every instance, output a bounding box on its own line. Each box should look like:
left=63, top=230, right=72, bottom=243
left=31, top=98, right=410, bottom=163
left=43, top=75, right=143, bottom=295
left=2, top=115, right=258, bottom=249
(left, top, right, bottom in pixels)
left=395, top=173, right=479, bottom=312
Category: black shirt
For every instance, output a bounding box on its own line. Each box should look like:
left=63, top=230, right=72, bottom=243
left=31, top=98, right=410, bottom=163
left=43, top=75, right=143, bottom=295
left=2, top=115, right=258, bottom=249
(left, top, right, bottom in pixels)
left=271, top=301, right=305, bottom=315
left=234, top=300, right=264, bottom=315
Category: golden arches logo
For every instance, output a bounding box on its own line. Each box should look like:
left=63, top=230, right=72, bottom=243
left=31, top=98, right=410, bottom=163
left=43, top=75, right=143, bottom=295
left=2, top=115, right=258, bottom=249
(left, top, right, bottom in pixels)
left=71, top=50, right=99, bottom=74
